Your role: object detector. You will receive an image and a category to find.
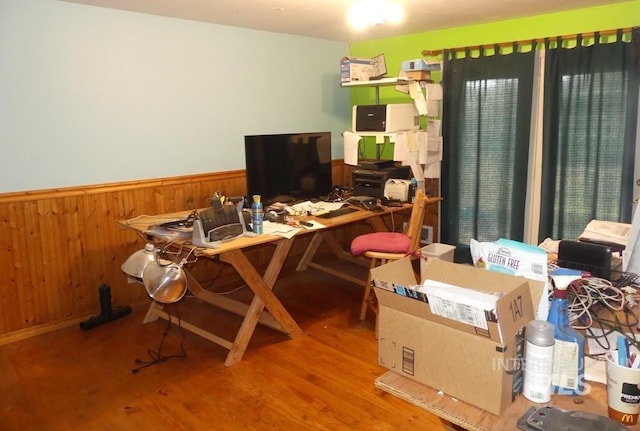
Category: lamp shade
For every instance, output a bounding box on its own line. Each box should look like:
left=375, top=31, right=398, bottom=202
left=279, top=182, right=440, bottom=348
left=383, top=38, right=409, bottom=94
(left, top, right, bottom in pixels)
left=142, top=261, right=187, bottom=304
left=121, top=243, right=157, bottom=279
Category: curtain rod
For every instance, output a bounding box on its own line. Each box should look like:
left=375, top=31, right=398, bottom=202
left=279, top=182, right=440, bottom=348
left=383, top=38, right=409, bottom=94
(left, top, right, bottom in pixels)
left=421, top=27, right=634, bottom=57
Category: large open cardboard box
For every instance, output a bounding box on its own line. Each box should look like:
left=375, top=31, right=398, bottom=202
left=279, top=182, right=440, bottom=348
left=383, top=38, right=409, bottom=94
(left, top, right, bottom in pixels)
left=371, top=257, right=545, bottom=415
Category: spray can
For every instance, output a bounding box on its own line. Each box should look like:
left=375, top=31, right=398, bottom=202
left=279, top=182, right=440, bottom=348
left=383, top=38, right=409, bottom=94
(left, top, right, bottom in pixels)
left=408, top=178, right=417, bottom=203
left=523, top=320, right=555, bottom=403
left=251, top=195, right=263, bottom=235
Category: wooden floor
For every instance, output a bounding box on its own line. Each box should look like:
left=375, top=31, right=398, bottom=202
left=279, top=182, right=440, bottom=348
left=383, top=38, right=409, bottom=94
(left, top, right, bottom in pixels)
left=0, top=263, right=448, bottom=431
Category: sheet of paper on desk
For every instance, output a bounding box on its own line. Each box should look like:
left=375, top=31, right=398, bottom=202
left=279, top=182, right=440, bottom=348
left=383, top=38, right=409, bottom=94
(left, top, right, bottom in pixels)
left=146, top=225, right=192, bottom=241
left=579, top=219, right=630, bottom=248
left=262, top=221, right=300, bottom=239
left=302, top=220, right=324, bottom=230
left=286, top=201, right=345, bottom=216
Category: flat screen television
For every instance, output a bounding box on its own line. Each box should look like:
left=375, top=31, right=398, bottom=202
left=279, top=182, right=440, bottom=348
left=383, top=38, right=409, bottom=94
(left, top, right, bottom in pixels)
left=244, top=132, right=333, bottom=204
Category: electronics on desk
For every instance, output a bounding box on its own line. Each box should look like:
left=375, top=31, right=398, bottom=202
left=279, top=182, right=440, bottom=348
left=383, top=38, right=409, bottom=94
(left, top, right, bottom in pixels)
left=384, top=179, right=412, bottom=202
left=347, top=196, right=384, bottom=212
left=244, top=131, right=333, bottom=206
left=192, top=199, right=256, bottom=249
left=352, top=104, right=420, bottom=133
left=557, top=240, right=612, bottom=280
left=265, top=207, right=287, bottom=223
left=358, top=159, right=395, bottom=170
left=380, top=197, right=403, bottom=207
left=352, top=165, right=410, bottom=199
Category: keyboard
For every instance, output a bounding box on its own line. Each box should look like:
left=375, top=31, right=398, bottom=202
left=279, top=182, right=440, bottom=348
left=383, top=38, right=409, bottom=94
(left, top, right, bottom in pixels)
left=316, top=207, right=359, bottom=219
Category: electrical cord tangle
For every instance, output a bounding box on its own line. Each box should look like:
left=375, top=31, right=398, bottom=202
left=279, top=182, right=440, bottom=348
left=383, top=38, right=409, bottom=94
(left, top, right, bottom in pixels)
left=131, top=304, right=187, bottom=374
left=564, top=277, right=640, bottom=357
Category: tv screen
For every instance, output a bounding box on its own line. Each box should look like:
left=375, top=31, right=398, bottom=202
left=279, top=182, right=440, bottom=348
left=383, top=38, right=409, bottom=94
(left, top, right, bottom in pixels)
left=244, top=132, right=332, bottom=204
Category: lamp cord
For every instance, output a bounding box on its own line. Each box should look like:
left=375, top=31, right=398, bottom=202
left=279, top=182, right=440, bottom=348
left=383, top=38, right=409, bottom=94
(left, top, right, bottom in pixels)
left=131, top=304, right=187, bottom=374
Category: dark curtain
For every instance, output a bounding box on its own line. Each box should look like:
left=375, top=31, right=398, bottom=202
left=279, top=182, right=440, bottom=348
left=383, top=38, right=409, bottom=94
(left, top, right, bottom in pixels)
left=539, top=30, right=640, bottom=242
left=441, top=45, right=535, bottom=263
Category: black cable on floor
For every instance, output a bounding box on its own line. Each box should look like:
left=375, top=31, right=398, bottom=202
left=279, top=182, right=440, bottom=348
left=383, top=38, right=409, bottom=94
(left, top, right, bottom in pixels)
left=131, top=304, right=187, bottom=374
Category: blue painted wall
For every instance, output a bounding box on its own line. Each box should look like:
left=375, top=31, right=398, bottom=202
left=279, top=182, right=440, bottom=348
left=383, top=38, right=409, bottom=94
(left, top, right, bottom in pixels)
left=0, top=0, right=351, bottom=192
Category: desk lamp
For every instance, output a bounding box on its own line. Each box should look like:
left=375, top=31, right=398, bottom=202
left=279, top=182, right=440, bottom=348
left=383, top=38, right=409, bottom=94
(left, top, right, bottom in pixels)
left=121, top=243, right=158, bottom=281
left=141, top=259, right=187, bottom=304
left=121, top=243, right=188, bottom=304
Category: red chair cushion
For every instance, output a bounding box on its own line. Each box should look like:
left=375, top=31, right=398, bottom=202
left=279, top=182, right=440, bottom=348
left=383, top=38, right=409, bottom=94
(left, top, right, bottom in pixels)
left=350, top=232, right=411, bottom=256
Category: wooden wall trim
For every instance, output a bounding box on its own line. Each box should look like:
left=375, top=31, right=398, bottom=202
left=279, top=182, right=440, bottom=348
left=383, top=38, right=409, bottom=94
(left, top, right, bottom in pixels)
left=0, top=170, right=246, bottom=204
left=0, top=161, right=354, bottom=343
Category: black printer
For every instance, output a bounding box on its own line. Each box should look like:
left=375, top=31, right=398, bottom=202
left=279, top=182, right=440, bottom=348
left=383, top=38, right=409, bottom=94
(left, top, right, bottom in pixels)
left=352, top=166, right=411, bottom=199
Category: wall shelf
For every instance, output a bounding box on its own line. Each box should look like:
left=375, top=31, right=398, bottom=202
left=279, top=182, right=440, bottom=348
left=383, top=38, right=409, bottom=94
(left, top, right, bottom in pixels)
left=340, top=77, right=410, bottom=88
left=341, top=77, right=411, bottom=104
left=341, top=76, right=432, bottom=104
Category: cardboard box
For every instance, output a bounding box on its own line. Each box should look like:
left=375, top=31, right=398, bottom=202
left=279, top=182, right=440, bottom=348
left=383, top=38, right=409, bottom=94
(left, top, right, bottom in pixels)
left=400, top=59, right=441, bottom=72
left=404, top=70, right=432, bottom=81
left=371, top=257, right=545, bottom=415
left=340, top=54, right=386, bottom=83
left=341, top=56, right=374, bottom=83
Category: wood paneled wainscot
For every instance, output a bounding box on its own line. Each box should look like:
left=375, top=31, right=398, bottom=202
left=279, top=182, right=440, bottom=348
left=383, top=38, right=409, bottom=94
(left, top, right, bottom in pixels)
left=0, top=162, right=439, bottom=344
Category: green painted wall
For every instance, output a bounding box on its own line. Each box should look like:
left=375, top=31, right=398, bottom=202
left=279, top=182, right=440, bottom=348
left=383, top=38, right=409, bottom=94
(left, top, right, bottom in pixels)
left=347, top=0, right=640, bottom=159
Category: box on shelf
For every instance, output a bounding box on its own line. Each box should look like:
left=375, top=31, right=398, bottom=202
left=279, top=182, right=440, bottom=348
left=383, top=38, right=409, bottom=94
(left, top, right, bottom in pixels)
left=341, top=57, right=374, bottom=83
left=404, top=70, right=432, bottom=81
left=400, top=59, right=441, bottom=72
left=340, top=54, right=387, bottom=83
left=371, top=257, right=545, bottom=415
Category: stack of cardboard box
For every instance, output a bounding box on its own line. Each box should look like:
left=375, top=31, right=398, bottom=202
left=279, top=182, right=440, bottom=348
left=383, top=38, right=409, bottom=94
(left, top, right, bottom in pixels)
left=400, top=59, right=440, bottom=81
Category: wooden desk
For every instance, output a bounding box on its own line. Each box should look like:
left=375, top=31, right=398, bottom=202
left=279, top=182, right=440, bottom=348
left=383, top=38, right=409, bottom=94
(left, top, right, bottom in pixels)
left=297, top=198, right=441, bottom=286
left=375, top=370, right=639, bottom=431
left=119, top=203, right=428, bottom=366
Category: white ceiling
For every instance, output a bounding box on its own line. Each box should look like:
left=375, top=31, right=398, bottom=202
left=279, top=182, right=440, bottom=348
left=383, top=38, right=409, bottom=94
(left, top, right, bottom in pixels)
left=60, top=0, right=629, bottom=42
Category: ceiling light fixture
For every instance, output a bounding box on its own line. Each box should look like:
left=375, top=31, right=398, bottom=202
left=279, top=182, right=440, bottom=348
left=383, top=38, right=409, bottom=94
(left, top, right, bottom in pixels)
left=348, top=0, right=404, bottom=30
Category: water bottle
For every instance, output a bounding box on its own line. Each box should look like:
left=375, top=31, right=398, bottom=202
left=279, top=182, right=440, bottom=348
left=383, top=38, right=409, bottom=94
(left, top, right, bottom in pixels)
left=547, top=281, right=585, bottom=396
left=408, top=178, right=418, bottom=203
left=523, top=320, right=555, bottom=403
left=251, top=195, right=263, bottom=235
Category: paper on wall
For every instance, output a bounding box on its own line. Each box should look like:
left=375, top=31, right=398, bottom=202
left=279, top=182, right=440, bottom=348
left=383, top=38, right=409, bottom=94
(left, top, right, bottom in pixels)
left=409, top=81, right=428, bottom=116
left=426, top=83, right=443, bottom=101
left=394, top=132, right=419, bottom=166
left=427, top=119, right=441, bottom=138
left=343, top=131, right=361, bottom=166
left=417, top=131, right=428, bottom=165
left=392, top=132, right=406, bottom=162
left=424, top=162, right=440, bottom=178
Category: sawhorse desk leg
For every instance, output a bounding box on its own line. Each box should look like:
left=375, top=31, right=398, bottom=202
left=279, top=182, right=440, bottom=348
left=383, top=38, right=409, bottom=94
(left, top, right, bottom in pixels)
left=296, top=216, right=393, bottom=286
left=143, top=239, right=303, bottom=367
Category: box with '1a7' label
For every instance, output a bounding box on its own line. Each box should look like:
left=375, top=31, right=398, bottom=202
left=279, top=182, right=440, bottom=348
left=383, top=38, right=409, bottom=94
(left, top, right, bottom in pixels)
left=371, top=258, right=545, bottom=415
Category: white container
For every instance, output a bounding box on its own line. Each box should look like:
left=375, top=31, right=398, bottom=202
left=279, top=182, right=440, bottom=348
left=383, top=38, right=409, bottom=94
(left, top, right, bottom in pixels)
left=420, top=243, right=455, bottom=262
left=420, top=244, right=456, bottom=280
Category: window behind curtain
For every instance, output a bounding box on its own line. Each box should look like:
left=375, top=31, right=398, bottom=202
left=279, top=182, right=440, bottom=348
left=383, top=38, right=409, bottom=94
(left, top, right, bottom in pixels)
left=442, top=48, right=535, bottom=262
left=539, top=32, right=639, bottom=242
